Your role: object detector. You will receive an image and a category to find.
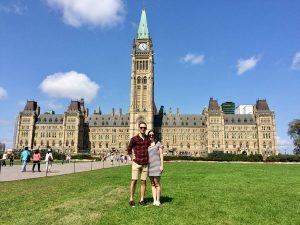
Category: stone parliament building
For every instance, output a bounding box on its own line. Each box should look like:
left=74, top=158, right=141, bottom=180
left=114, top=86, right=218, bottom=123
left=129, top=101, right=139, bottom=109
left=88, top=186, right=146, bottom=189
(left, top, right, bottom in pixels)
left=15, top=9, right=277, bottom=156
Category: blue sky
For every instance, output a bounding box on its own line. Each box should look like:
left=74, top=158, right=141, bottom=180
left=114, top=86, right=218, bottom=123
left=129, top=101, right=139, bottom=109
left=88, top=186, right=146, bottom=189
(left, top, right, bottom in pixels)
left=1, top=0, right=300, bottom=153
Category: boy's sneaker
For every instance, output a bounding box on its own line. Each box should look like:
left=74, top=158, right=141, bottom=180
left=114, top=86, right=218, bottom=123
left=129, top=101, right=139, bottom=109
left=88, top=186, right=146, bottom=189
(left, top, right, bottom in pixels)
left=156, top=201, right=161, bottom=206
left=129, top=201, right=135, bottom=208
left=139, top=201, right=147, bottom=206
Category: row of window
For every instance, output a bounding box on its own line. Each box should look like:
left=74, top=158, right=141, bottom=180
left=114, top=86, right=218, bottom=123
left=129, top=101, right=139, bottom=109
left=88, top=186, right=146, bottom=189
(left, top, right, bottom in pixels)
left=136, top=61, right=149, bottom=71
left=90, top=117, right=130, bottom=121
left=165, top=117, right=204, bottom=121
left=36, top=125, right=63, bottom=130
left=92, top=121, right=129, bottom=126
left=225, top=126, right=257, bottom=131
left=91, top=134, right=130, bottom=140
left=224, top=132, right=257, bottom=139
left=90, top=129, right=129, bottom=133
left=163, top=122, right=205, bottom=126
left=225, top=118, right=254, bottom=123
left=91, top=142, right=129, bottom=149
left=38, top=118, right=63, bottom=123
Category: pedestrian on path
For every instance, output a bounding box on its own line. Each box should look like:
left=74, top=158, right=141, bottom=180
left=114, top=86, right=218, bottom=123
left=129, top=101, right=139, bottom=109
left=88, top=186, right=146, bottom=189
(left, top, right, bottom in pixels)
left=21, top=147, right=30, bottom=172
left=1, top=152, right=8, bottom=167
left=45, top=148, right=53, bottom=172
left=66, top=154, right=71, bottom=163
left=9, top=152, right=15, bottom=166
left=32, top=149, right=41, bottom=172
left=60, top=152, right=66, bottom=165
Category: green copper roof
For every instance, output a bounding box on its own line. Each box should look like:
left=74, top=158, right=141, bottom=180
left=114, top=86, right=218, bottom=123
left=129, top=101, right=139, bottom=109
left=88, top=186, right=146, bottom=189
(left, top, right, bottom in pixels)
left=94, top=106, right=102, bottom=115
left=137, top=9, right=149, bottom=39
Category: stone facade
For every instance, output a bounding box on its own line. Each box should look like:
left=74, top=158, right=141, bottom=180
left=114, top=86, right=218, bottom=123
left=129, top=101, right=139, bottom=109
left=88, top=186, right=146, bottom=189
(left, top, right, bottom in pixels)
left=14, top=9, right=277, bottom=156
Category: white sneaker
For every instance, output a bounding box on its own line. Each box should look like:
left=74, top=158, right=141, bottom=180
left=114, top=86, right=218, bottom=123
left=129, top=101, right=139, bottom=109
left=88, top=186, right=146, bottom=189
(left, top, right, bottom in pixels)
left=153, top=201, right=157, bottom=206
left=156, top=201, right=161, bottom=206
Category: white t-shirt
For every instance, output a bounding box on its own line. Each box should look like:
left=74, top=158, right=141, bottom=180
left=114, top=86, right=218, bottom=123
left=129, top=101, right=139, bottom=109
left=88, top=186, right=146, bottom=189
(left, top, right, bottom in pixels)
left=2, top=153, right=7, bottom=160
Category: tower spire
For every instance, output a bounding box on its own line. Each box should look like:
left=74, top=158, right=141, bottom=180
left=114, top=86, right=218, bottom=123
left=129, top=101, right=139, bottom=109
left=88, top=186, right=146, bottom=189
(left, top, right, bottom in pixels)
left=137, top=9, right=149, bottom=39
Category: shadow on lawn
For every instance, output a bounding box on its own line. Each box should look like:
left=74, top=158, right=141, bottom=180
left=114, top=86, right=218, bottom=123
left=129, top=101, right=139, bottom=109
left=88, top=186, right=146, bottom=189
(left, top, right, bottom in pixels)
left=144, top=196, right=173, bottom=204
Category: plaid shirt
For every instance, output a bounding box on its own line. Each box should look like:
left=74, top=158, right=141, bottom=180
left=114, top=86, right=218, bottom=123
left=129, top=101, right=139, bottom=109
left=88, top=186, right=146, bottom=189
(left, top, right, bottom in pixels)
left=127, top=135, right=150, bottom=165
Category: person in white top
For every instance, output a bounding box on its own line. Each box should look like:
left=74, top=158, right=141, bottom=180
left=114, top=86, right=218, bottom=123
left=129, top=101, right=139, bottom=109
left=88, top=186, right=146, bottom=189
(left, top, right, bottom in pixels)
left=1, top=152, right=8, bottom=167
left=45, top=149, right=53, bottom=172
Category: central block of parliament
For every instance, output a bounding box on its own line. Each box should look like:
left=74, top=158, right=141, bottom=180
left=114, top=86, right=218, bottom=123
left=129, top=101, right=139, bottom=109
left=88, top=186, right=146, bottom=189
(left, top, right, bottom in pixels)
left=15, top=9, right=277, bottom=156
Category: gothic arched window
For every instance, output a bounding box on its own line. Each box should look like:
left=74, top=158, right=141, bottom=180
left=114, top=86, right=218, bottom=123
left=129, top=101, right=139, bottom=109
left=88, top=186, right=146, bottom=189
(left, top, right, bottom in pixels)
left=143, top=76, right=147, bottom=84
left=137, top=76, right=141, bottom=84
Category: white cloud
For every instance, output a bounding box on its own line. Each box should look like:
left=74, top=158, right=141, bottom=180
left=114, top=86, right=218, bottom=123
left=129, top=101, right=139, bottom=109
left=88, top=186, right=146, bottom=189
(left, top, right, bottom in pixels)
left=181, top=53, right=205, bottom=65
left=39, top=71, right=100, bottom=103
left=291, top=52, right=300, bottom=70
left=0, top=87, right=8, bottom=99
left=47, top=0, right=125, bottom=28
left=276, top=136, right=294, bottom=154
left=0, top=2, right=27, bottom=15
left=237, top=56, right=260, bottom=75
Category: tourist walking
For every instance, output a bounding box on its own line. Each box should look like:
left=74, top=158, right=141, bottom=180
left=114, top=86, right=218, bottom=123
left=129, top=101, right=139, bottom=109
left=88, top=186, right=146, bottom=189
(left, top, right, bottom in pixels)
left=147, top=130, right=164, bottom=206
left=45, top=148, right=53, bottom=172
left=1, top=152, right=8, bottom=167
left=9, top=152, right=15, bottom=166
left=32, top=149, right=41, bottom=172
left=60, top=152, right=66, bottom=165
left=21, top=147, right=30, bottom=172
left=110, top=153, right=114, bottom=165
left=66, top=154, right=71, bottom=163
left=126, top=122, right=151, bottom=207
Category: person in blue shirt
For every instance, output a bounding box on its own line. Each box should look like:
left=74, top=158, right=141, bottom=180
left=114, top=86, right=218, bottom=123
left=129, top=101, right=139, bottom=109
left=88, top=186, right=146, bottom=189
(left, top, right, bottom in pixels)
left=21, top=147, right=30, bottom=172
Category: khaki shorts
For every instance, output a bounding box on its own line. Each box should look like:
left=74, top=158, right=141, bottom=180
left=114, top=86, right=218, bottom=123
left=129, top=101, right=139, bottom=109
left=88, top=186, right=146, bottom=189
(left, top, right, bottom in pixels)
left=132, top=161, right=148, bottom=181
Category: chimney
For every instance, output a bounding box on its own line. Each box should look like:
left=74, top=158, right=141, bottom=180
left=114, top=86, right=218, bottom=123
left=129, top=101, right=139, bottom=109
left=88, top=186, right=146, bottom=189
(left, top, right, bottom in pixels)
left=36, top=106, right=40, bottom=116
left=112, top=107, right=115, bottom=117
left=118, top=108, right=122, bottom=117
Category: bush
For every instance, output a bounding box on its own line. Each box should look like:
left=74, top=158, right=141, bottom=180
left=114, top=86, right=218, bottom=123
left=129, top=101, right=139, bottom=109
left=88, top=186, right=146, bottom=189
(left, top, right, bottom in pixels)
left=164, top=152, right=264, bottom=162
left=266, top=154, right=300, bottom=162
left=70, top=154, right=93, bottom=160
left=164, top=156, right=206, bottom=161
left=206, top=151, right=263, bottom=162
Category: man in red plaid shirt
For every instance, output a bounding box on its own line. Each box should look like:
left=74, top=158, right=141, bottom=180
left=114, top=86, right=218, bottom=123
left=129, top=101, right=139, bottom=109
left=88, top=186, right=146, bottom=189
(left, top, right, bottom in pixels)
left=127, top=122, right=151, bottom=207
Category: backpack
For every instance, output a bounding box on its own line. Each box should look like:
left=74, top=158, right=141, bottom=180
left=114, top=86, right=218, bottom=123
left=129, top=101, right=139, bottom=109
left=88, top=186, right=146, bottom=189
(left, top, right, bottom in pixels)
left=48, top=154, right=53, bottom=162
left=26, top=154, right=31, bottom=163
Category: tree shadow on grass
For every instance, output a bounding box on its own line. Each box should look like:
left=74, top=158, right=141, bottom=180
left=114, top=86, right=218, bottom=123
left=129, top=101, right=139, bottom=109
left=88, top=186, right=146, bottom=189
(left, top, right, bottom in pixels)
left=144, top=196, right=173, bottom=204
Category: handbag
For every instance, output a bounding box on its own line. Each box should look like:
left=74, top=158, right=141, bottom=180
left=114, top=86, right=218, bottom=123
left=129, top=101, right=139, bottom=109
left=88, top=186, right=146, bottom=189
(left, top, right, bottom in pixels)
left=48, top=155, right=53, bottom=162
left=26, top=155, right=31, bottom=163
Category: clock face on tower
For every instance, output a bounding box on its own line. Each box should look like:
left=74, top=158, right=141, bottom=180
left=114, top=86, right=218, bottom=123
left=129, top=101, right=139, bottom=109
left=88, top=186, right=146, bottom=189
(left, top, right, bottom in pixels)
left=139, top=43, right=147, bottom=51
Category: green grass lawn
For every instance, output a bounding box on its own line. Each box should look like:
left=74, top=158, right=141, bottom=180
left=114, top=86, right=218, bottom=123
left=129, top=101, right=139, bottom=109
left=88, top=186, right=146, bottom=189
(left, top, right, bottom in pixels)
left=1, top=162, right=300, bottom=225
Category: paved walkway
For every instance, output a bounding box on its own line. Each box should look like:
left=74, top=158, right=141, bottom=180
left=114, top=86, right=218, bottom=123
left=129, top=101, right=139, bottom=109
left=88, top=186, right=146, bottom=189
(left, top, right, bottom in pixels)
left=0, top=160, right=131, bottom=182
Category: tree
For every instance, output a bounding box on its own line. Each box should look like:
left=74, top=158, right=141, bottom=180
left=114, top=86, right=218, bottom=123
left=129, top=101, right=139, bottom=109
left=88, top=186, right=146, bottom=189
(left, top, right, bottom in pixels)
left=288, top=119, right=300, bottom=155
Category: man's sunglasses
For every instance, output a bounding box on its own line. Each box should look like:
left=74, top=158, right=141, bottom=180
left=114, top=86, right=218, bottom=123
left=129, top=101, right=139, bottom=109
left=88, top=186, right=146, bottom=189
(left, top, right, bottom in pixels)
left=140, top=127, right=147, bottom=130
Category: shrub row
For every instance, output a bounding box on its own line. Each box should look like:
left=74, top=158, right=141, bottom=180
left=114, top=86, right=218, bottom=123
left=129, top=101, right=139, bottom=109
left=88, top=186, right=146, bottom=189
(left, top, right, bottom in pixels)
left=164, top=152, right=300, bottom=162
left=266, top=154, right=300, bottom=162
left=164, top=152, right=264, bottom=162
